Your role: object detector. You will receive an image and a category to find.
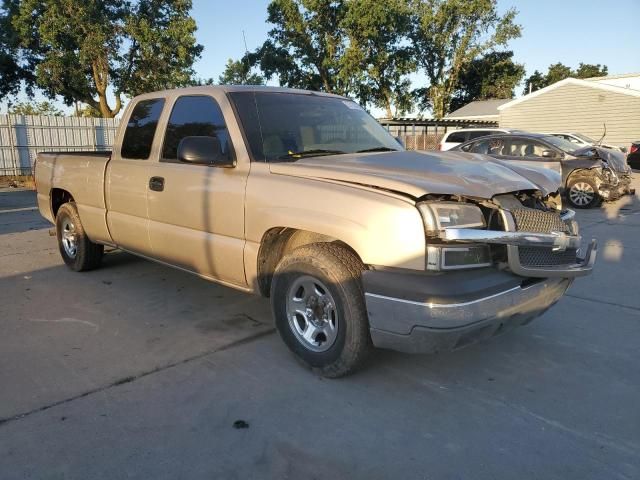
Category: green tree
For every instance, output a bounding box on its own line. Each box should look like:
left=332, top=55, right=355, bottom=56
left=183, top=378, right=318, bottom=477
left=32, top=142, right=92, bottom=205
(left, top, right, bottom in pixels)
left=341, top=0, right=414, bottom=117
left=409, top=0, right=521, bottom=118
left=74, top=103, right=102, bottom=117
left=545, top=62, right=572, bottom=85
left=522, top=69, right=545, bottom=94
left=522, top=62, right=609, bottom=94
left=574, top=63, right=608, bottom=79
left=1, top=0, right=203, bottom=118
left=218, top=58, right=265, bottom=85
left=8, top=100, right=64, bottom=116
left=252, top=0, right=351, bottom=94
left=450, top=50, right=524, bottom=111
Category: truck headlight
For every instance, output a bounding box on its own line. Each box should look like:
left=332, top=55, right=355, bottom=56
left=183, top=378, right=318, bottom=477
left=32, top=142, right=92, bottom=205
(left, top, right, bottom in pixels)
left=417, top=202, right=486, bottom=233
left=418, top=202, right=490, bottom=271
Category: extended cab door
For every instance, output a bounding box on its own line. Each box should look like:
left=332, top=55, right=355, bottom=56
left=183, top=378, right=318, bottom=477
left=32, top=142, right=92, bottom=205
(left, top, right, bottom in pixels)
left=145, top=93, right=249, bottom=287
left=105, top=97, right=165, bottom=255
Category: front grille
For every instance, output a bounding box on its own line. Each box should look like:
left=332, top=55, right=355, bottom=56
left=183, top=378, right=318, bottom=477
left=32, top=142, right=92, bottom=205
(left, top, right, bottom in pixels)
left=510, top=207, right=577, bottom=268
left=510, top=208, right=569, bottom=234
left=518, top=247, right=577, bottom=267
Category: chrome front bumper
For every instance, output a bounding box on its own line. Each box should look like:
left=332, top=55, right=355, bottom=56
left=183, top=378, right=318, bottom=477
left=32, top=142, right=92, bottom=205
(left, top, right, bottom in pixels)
left=365, top=276, right=572, bottom=354
left=440, top=209, right=596, bottom=278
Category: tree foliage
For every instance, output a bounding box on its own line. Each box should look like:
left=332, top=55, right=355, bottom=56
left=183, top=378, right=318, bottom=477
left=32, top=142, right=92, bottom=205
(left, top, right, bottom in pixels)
left=1, top=0, right=203, bottom=117
left=253, top=0, right=351, bottom=94
left=523, top=62, right=608, bottom=94
left=341, top=0, right=414, bottom=117
left=218, top=59, right=265, bottom=85
left=8, top=100, right=64, bottom=116
left=450, top=50, right=524, bottom=112
left=409, top=0, right=521, bottom=118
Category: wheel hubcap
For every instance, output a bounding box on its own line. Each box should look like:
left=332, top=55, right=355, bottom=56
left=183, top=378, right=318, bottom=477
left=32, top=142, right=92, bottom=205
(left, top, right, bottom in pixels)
left=286, top=275, right=338, bottom=352
left=569, top=182, right=595, bottom=206
left=61, top=218, right=78, bottom=258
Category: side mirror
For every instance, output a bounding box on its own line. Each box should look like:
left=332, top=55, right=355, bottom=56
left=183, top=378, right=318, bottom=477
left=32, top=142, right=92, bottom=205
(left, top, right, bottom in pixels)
left=177, top=136, right=235, bottom=167
left=541, top=149, right=557, bottom=159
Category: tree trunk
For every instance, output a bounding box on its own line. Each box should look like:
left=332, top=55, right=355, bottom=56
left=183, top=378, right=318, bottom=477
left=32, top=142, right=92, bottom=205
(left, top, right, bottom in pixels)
left=91, top=60, right=122, bottom=118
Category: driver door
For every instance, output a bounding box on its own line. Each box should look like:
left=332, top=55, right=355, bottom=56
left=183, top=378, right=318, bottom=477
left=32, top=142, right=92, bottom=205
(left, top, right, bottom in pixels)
left=145, top=94, right=250, bottom=287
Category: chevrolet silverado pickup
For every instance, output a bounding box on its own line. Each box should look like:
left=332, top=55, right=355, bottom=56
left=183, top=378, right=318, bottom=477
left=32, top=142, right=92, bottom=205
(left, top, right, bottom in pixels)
left=35, top=86, right=597, bottom=377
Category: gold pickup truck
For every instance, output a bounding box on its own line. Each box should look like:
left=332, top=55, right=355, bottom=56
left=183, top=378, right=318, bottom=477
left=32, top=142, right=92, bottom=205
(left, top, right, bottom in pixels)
left=35, top=86, right=596, bottom=377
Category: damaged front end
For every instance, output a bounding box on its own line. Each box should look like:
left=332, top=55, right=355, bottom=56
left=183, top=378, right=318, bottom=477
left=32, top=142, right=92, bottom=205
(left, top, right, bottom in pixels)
left=416, top=190, right=596, bottom=278
left=572, top=147, right=635, bottom=202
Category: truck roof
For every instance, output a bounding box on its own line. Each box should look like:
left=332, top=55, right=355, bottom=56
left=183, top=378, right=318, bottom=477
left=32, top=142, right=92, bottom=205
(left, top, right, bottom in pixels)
left=136, top=85, right=348, bottom=100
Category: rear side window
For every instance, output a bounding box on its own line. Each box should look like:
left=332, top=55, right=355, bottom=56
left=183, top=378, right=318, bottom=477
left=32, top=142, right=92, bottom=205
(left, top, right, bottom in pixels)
left=162, top=95, right=232, bottom=162
left=121, top=99, right=165, bottom=160
left=446, top=131, right=467, bottom=143
left=467, top=130, right=494, bottom=140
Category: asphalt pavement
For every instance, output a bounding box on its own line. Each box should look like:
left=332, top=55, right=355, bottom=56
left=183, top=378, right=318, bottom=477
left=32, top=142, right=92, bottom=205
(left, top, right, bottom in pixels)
left=1, top=184, right=639, bottom=480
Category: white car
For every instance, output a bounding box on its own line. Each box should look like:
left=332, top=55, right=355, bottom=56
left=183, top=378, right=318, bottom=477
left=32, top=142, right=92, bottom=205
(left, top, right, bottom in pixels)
left=439, top=128, right=521, bottom=151
left=547, top=132, right=624, bottom=152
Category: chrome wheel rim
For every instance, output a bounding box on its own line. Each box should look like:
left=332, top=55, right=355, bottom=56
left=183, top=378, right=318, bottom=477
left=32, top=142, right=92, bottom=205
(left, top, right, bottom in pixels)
left=569, top=182, right=595, bottom=206
left=61, top=218, right=78, bottom=258
left=286, top=275, right=338, bottom=352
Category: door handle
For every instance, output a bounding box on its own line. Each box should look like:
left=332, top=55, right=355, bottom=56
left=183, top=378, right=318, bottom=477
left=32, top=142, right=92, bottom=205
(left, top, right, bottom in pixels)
left=149, top=176, right=165, bottom=192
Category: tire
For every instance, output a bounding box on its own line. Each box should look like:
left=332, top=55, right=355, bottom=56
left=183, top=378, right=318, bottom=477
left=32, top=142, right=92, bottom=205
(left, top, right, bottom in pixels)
left=566, top=176, right=602, bottom=209
left=56, top=202, right=104, bottom=271
left=270, top=243, right=371, bottom=378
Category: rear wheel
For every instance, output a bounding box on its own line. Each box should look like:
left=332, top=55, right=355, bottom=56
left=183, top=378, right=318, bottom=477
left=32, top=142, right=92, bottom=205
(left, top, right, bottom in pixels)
left=56, top=202, right=104, bottom=271
left=270, top=243, right=371, bottom=377
left=566, top=176, right=602, bottom=209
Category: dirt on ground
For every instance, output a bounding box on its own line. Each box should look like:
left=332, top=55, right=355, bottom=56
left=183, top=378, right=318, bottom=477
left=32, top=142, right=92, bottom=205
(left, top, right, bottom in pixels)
left=0, top=175, right=35, bottom=190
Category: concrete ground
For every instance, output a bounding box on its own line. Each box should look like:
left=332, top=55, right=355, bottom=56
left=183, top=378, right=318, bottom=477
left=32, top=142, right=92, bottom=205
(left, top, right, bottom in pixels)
left=1, top=183, right=639, bottom=480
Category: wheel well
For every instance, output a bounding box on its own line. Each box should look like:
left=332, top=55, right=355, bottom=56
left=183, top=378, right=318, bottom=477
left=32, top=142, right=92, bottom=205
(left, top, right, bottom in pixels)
left=567, top=168, right=596, bottom=185
left=256, top=227, right=362, bottom=297
left=51, top=188, right=74, bottom=218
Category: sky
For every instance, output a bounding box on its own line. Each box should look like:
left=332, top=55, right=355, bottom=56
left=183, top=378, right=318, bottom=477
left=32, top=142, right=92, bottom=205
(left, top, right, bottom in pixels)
left=3, top=0, right=640, bottom=114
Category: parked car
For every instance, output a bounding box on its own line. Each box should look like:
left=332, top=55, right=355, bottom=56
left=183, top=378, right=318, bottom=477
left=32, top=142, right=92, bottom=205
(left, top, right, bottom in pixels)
left=438, top=127, right=523, bottom=151
left=35, top=86, right=595, bottom=377
left=627, top=141, right=640, bottom=170
left=454, top=133, right=634, bottom=208
left=547, top=132, right=624, bottom=152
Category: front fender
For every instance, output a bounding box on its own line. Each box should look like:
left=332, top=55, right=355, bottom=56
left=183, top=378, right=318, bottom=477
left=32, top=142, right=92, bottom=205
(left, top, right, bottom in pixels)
left=245, top=166, right=426, bottom=271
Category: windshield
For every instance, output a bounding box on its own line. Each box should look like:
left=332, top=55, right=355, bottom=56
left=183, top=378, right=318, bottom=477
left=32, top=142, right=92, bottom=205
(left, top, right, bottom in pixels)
left=542, top=135, right=582, bottom=153
left=572, top=133, right=596, bottom=143
left=229, top=91, right=402, bottom=161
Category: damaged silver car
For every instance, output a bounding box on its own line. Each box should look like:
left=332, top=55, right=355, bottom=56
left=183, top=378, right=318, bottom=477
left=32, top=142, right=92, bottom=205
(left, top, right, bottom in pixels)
left=454, top=132, right=635, bottom=208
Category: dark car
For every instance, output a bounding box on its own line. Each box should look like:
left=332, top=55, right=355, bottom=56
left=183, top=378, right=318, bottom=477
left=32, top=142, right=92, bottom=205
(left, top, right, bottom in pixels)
left=628, top=141, right=640, bottom=170
left=453, top=133, right=634, bottom=208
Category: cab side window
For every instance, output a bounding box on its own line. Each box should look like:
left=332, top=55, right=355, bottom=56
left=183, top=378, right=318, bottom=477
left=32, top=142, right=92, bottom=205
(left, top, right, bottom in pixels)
left=162, top=95, right=232, bottom=163
left=121, top=99, right=165, bottom=160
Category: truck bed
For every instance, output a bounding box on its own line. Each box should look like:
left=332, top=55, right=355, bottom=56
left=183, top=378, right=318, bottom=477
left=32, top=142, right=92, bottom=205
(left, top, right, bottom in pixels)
left=35, top=151, right=112, bottom=242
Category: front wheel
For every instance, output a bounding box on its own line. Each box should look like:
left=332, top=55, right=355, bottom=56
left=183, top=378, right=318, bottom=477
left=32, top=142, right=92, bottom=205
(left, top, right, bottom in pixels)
left=56, top=202, right=104, bottom=271
left=270, top=243, right=371, bottom=378
left=566, top=176, right=602, bottom=209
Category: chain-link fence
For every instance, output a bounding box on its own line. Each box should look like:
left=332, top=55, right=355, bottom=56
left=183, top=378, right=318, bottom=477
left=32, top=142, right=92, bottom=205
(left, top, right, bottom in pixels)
left=380, top=118, right=498, bottom=151
left=0, top=114, right=119, bottom=176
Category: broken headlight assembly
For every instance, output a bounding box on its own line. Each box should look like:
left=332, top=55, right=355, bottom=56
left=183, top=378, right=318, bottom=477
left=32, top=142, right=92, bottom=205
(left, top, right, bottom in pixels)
left=417, top=202, right=491, bottom=271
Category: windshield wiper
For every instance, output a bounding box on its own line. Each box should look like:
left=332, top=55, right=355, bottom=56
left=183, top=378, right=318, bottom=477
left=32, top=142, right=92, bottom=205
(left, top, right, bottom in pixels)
left=278, top=149, right=346, bottom=160
left=356, top=147, right=399, bottom=153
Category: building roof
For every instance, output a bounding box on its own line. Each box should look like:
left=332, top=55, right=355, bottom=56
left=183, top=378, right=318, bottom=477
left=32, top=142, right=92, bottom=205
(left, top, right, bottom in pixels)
left=445, top=99, right=512, bottom=119
left=584, top=72, right=640, bottom=82
left=498, top=78, right=640, bottom=111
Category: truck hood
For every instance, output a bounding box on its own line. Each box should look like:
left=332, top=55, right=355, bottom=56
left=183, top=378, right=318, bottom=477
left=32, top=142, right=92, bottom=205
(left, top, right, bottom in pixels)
left=269, top=150, right=560, bottom=199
